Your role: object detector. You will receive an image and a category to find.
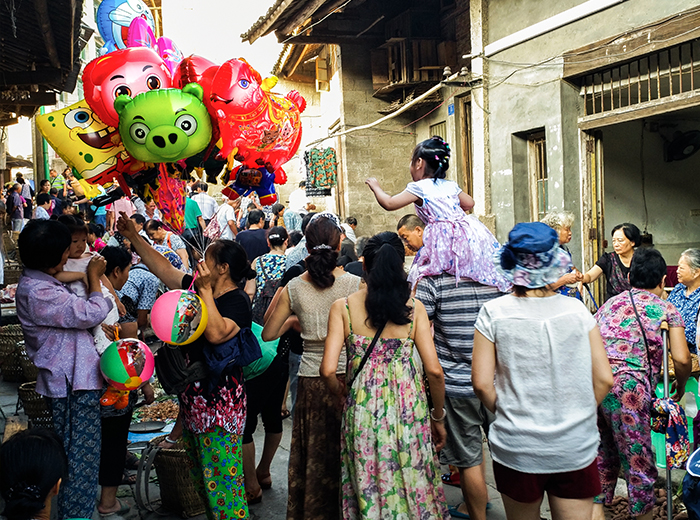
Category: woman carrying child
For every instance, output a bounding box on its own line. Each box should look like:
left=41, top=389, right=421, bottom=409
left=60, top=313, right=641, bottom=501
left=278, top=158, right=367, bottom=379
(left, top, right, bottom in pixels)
left=16, top=220, right=111, bottom=519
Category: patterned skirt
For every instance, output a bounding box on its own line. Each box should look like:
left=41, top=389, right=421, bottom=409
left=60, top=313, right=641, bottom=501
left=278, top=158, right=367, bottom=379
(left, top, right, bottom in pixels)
left=287, top=376, right=344, bottom=520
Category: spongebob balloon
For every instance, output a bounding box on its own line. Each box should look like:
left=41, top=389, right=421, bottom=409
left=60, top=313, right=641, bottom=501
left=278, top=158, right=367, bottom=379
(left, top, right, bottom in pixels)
left=36, top=100, right=140, bottom=188
left=114, top=83, right=212, bottom=163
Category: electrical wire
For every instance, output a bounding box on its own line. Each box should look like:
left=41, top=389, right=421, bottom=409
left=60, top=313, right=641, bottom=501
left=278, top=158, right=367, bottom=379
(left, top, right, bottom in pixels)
left=279, top=0, right=354, bottom=45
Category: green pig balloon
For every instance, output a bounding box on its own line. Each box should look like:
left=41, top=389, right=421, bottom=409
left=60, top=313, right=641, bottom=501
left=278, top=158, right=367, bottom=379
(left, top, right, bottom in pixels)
left=114, top=83, right=212, bottom=163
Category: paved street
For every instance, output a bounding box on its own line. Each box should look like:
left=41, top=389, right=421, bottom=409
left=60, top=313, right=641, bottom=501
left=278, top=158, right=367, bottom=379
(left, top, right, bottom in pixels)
left=0, top=376, right=534, bottom=520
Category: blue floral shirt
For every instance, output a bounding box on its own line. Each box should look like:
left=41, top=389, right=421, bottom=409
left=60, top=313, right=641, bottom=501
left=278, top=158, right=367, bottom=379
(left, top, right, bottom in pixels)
left=668, top=283, right=700, bottom=352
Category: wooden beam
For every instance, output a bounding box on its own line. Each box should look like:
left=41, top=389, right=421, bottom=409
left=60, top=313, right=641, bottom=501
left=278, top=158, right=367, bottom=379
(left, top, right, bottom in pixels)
left=578, top=89, right=700, bottom=130
left=284, top=45, right=311, bottom=79
left=564, top=7, right=700, bottom=78
left=0, top=91, right=56, bottom=106
left=277, top=0, right=329, bottom=37
left=0, top=69, right=63, bottom=87
left=281, top=33, right=383, bottom=45
left=32, top=0, right=61, bottom=69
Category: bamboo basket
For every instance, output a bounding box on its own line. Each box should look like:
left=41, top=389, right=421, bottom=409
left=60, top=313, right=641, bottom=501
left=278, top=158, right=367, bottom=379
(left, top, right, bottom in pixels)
left=0, top=324, right=23, bottom=367
left=17, top=342, right=38, bottom=382
left=2, top=344, right=24, bottom=382
left=149, top=435, right=205, bottom=518
left=17, top=381, right=53, bottom=430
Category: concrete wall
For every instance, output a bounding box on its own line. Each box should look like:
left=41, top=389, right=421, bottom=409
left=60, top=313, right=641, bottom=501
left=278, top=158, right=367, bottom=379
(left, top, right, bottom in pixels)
left=602, top=119, right=700, bottom=263
left=338, top=42, right=417, bottom=238
left=485, top=0, right=700, bottom=268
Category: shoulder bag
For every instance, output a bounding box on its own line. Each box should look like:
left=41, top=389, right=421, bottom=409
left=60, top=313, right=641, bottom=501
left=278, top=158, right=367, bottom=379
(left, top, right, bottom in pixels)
left=348, top=322, right=386, bottom=388
left=203, top=205, right=225, bottom=241
left=628, top=290, right=661, bottom=403
left=153, top=344, right=208, bottom=396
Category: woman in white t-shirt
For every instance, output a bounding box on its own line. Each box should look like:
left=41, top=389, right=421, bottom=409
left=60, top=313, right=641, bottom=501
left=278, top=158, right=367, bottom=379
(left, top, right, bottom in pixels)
left=472, top=222, right=613, bottom=520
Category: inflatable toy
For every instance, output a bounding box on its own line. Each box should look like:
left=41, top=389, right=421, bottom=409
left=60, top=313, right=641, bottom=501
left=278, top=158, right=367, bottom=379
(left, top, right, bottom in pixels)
left=96, top=0, right=155, bottom=52
left=126, top=16, right=156, bottom=49
left=222, top=165, right=277, bottom=205
left=151, top=289, right=208, bottom=345
left=36, top=100, right=141, bottom=188
left=83, top=47, right=172, bottom=128
left=209, top=58, right=306, bottom=178
left=115, top=83, right=212, bottom=163
left=100, top=338, right=154, bottom=391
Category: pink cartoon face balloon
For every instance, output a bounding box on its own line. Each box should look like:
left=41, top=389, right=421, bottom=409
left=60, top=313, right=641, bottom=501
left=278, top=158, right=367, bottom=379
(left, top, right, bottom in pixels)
left=83, top=47, right=172, bottom=128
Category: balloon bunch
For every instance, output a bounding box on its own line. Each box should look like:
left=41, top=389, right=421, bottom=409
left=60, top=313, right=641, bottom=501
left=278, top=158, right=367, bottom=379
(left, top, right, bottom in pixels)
left=36, top=1, right=307, bottom=236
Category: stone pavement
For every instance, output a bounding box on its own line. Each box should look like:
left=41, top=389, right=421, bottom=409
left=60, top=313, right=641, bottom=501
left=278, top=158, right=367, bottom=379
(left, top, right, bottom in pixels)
left=0, top=375, right=550, bottom=520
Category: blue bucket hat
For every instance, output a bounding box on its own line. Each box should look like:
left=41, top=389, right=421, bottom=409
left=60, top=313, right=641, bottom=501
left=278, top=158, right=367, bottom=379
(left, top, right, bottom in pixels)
left=495, top=222, right=572, bottom=289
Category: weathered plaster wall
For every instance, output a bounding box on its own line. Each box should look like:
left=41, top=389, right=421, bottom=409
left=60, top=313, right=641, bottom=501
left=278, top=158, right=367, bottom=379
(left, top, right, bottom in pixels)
left=338, top=43, right=417, bottom=237
left=485, top=0, right=700, bottom=268
left=602, top=119, right=700, bottom=263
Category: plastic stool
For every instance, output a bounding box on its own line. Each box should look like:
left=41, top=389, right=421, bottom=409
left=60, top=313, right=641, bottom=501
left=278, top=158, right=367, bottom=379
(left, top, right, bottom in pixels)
left=651, top=378, right=700, bottom=468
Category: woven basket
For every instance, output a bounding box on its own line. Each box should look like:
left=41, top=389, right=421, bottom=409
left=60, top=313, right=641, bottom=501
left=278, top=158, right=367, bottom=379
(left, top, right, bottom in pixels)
left=3, top=268, right=21, bottom=286
left=17, top=342, right=38, bottom=382
left=2, top=344, right=24, bottom=382
left=149, top=435, right=205, bottom=518
left=0, top=324, right=23, bottom=367
left=18, top=381, right=53, bottom=430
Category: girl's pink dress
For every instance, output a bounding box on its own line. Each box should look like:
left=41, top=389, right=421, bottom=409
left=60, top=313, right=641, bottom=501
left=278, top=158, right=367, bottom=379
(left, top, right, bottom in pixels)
left=406, top=178, right=511, bottom=291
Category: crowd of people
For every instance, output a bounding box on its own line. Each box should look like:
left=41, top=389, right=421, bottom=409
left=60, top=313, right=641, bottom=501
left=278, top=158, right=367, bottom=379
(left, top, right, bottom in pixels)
left=1, top=136, right=699, bottom=520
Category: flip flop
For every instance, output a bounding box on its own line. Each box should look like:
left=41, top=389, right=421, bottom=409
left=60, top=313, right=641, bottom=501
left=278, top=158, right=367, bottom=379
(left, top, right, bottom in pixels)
left=441, top=471, right=461, bottom=486
left=120, top=471, right=136, bottom=486
left=281, top=409, right=291, bottom=420
left=124, top=451, right=140, bottom=470
left=258, top=475, right=272, bottom=490
left=448, top=503, right=493, bottom=519
left=98, top=498, right=130, bottom=517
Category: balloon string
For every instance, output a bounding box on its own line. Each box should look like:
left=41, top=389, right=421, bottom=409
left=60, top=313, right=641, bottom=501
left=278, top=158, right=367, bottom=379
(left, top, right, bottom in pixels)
left=188, top=270, right=198, bottom=292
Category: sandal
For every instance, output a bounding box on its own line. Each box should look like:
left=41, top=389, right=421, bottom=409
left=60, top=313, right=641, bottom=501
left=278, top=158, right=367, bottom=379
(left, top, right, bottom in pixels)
left=245, top=489, right=262, bottom=505
left=281, top=409, right=291, bottom=420
left=98, top=498, right=130, bottom=517
left=120, top=471, right=136, bottom=486
left=257, top=474, right=272, bottom=490
left=125, top=451, right=139, bottom=470
left=441, top=471, right=460, bottom=487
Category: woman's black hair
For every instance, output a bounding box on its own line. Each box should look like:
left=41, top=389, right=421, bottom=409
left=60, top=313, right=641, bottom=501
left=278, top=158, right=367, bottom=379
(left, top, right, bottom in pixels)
left=271, top=203, right=284, bottom=216
left=411, top=136, right=451, bottom=180
left=288, top=230, right=303, bottom=247
left=267, top=226, right=288, bottom=248
left=0, top=429, right=68, bottom=520
left=88, top=222, right=105, bottom=237
left=611, top=222, right=641, bottom=247
left=18, top=220, right=71, bottom=270
left=144, top=219, right=164, bottom=231
left=305, top=216, right=341, bottom=289
left=100, top=246, right=132, bottom=276
left=300, top=212, right=317, bottom=235
left=629, top=247, right=667, bottom=289
left=363, top=232, right=411, bottom=328
left=206, top=240, right=256, bottom=287
left=56, top=214, right=88, bottom=236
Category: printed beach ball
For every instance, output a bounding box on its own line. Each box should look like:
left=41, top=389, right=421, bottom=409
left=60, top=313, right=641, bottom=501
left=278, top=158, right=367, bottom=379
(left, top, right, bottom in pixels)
left=151, top=290, right=208, bottom=345
left=100, top=338, right=155, bottom=391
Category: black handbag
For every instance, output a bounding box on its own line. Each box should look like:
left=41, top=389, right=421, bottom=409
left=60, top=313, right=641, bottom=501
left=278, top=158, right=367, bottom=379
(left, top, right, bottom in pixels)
left=153, top=344, right=208, bottom=396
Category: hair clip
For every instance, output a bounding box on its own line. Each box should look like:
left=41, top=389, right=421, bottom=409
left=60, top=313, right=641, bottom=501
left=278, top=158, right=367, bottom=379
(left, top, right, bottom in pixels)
left=309, top=211, right=343, bottom=232
left=312, top=244, right=333, bottom=251
left=7, top=483, right=42, bottom=502
left=268, top=234, right=281, bottom=240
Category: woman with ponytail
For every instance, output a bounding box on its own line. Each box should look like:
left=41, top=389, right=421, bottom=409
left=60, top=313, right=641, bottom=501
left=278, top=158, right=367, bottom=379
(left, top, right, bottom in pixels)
left=262, top=212, right=361, bottom=520
left=321, top=231, right=448, bottom=519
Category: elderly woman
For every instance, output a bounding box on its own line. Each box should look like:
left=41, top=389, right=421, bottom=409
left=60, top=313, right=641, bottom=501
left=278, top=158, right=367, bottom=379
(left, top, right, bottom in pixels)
left=473, top=222, right=613, bottom=520
left=118, top=214, right=255, bottom=519
left=668, top=248, right=700, bottom=354
left=16, top=220, right=110, bottom=519
left=541, top=210, right=580, bottom=293
left=593, top=247, right=691, bottom=520
left=581, top=223, right=641, bottom=301
left=144, top=219, right=189, bottom=272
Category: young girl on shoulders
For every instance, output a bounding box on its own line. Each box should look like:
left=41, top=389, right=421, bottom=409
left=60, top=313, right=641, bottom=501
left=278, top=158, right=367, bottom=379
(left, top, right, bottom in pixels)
left=366, top=136, right=509, bottom=291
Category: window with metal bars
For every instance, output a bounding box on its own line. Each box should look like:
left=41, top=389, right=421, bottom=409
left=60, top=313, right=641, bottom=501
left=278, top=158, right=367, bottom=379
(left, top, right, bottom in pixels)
left=528, top=131, right=548, bottom=221
left=581, top=40, right=700, bottom=116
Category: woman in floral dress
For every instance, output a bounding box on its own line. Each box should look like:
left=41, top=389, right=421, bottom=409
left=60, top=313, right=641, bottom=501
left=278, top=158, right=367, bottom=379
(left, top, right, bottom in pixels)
left=593, top=247, right=690, bottom=520
left=118, top=215, right=256, bottom=520
left=322, top=232, right=449, bottom=519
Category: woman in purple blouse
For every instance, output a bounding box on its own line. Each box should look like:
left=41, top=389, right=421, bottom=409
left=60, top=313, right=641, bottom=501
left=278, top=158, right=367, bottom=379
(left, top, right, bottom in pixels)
left=16, top=219, right=110, bottom=520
